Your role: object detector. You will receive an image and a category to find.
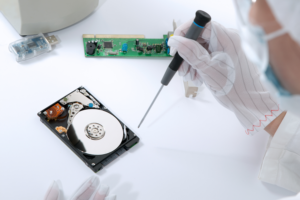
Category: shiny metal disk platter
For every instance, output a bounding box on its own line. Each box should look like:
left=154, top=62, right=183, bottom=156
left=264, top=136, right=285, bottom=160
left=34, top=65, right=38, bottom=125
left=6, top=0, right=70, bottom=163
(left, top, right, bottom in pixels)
left=67, top=109, right=123, bottom=155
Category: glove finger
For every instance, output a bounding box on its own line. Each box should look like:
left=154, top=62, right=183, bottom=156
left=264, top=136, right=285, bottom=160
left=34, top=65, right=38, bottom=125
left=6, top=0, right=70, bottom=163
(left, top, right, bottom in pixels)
left=168, top=36, right=210, bottom=68
left=178, top=61, right=203, bottom=86
left=169, top=46, right=177, bottom=56
left=91, top=184, right=109, bottom=200
left=44, top=181, right=61, bottom=200
left=104, top=195, right=117, bottom=200
left=178, top=60, right=191, bottom=77
left=70, top=176, right=99, bottom=200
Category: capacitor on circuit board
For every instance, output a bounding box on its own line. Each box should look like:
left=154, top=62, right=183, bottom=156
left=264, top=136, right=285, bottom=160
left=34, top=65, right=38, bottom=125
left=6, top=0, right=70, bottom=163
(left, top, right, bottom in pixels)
left=122, top=43, right=128, bottom=52
left=135, top=39, right=139, bottom=45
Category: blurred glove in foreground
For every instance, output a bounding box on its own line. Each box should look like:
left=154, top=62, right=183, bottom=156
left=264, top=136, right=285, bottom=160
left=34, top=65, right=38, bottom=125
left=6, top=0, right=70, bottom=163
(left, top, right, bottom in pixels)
left=44, top=176, right=116, bottom=200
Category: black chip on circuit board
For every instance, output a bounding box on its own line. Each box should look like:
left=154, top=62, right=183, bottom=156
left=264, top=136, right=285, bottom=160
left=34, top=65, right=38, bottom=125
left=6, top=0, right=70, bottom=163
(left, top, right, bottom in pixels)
left=103, top=41, right=113, bottom=48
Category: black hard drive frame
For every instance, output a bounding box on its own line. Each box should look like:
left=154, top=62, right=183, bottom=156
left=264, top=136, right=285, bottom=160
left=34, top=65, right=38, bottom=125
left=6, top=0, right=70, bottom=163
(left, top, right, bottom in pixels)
left=38, top=86, right=140, bottom=172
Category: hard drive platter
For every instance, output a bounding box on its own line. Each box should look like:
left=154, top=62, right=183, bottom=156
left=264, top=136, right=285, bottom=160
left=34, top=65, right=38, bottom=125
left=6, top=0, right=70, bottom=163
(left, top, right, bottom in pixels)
left=68, top=109, right=123, bottom=155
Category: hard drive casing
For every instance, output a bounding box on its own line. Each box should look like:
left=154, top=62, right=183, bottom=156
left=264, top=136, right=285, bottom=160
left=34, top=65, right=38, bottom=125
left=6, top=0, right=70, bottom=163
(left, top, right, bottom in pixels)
left=38, top=87, right=140, bottom=172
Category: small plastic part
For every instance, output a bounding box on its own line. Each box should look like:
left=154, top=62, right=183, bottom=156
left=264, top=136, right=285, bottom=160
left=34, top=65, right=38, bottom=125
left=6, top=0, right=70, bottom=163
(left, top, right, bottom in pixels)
left=122, top=44, right=128, bottom=52
left=45, top=103, right=64, bottom=120
left=184, top=81, right=199, bottom=98
left=88, top=103, right=94, bottom=108
left=8, top=33, right=57, bottom=62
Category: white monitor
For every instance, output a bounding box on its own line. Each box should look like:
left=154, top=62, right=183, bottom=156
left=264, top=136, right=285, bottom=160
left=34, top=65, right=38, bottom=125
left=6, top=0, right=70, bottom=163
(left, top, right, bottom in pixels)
left=0, top=0, right=101, bottom=35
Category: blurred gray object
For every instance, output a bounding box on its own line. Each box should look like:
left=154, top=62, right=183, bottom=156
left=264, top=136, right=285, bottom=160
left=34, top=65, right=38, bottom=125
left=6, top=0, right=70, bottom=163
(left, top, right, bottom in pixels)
left=0, top=0, right=101, bottom=36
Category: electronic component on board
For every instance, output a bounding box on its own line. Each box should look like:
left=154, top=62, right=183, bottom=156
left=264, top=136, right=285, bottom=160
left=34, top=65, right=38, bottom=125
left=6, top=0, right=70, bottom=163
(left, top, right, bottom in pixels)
left=86, top=41, right=97, bottom=55
left=156, top=44, right=162, bottom=53
left=82, top=34, right=172, bottom=57
left=147, top=46, right=153, bottom=51
left=108, top=51, right=118, bottom=55
left=104, top=41, right=113, bottom=48
left=38, top=87, right=140, bottom=172
left=137, top=46, right=144, bottom=52
left=122, top=44, right=128, bottom=52
left=9, top=33, right=58, bottom=62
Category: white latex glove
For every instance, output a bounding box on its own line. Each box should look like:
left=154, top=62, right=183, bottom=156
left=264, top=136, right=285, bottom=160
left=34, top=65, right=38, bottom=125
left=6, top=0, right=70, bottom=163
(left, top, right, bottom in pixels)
left=169, top=20, right=283, bottom=134
left=44, top=176, right=116, bottom=200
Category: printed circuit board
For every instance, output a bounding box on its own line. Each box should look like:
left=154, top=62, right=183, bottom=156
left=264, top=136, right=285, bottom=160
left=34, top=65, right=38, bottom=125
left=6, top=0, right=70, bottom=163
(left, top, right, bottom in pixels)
left=82, top=34, right=172, bottom=57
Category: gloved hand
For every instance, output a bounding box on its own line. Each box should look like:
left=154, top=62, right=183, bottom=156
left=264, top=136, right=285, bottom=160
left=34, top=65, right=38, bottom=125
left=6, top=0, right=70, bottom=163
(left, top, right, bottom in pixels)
left=168, top=20, right=283, bottom=134
left=44, top=176, right=116, bottom=200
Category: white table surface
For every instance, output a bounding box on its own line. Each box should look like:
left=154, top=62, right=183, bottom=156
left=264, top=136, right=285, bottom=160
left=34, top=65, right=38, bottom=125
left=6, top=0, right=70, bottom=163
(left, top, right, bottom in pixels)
left=0, top=0, right=296, bottom=199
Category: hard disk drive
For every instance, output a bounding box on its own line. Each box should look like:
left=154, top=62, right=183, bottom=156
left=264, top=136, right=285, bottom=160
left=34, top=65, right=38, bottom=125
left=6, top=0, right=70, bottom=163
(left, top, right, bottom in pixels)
left=38, top=87, right=139, bottom=172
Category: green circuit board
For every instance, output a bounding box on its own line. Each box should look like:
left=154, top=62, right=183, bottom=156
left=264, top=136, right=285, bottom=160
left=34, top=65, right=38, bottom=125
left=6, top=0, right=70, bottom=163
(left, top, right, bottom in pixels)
left=82, top=34, right=172, bottom=57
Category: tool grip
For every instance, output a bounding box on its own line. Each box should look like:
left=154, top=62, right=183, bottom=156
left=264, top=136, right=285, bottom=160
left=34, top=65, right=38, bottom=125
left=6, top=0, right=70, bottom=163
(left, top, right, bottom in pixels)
left=161, top=10, right=211, bottom=86
left=161, top=52, right=182, bottom=85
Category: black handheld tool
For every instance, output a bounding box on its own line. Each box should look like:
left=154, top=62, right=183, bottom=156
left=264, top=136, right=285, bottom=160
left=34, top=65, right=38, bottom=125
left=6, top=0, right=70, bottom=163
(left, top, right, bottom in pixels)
left=138, top=10, right=211, bottom=128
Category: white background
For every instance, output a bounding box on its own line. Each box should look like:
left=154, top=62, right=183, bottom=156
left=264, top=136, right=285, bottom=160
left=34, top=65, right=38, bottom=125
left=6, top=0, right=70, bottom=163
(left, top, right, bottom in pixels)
left=0, top=0, right=296, bottom=199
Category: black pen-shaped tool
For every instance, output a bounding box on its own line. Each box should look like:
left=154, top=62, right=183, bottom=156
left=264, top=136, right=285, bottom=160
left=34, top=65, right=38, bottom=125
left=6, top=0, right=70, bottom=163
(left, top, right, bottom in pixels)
left=138, top=10, right=211, bottom=128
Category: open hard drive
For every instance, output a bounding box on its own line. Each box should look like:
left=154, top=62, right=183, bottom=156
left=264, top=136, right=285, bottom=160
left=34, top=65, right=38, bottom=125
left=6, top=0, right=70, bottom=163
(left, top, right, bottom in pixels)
left=38, top=87, right=139, bottom=172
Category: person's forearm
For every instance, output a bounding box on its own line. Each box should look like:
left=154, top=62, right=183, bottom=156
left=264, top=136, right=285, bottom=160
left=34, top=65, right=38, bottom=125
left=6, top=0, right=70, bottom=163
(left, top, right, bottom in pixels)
left=265, top=111, right=287, bottom=136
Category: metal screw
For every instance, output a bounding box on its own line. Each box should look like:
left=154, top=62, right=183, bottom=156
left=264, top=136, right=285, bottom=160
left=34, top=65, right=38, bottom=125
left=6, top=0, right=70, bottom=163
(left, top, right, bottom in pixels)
left=43, top=111, right=47, bottom=115
left=62, top=134, right=65, bottom=137
left=91, top=163, right=95, bottom=166
left=38, top=112, right=41, bottom=115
